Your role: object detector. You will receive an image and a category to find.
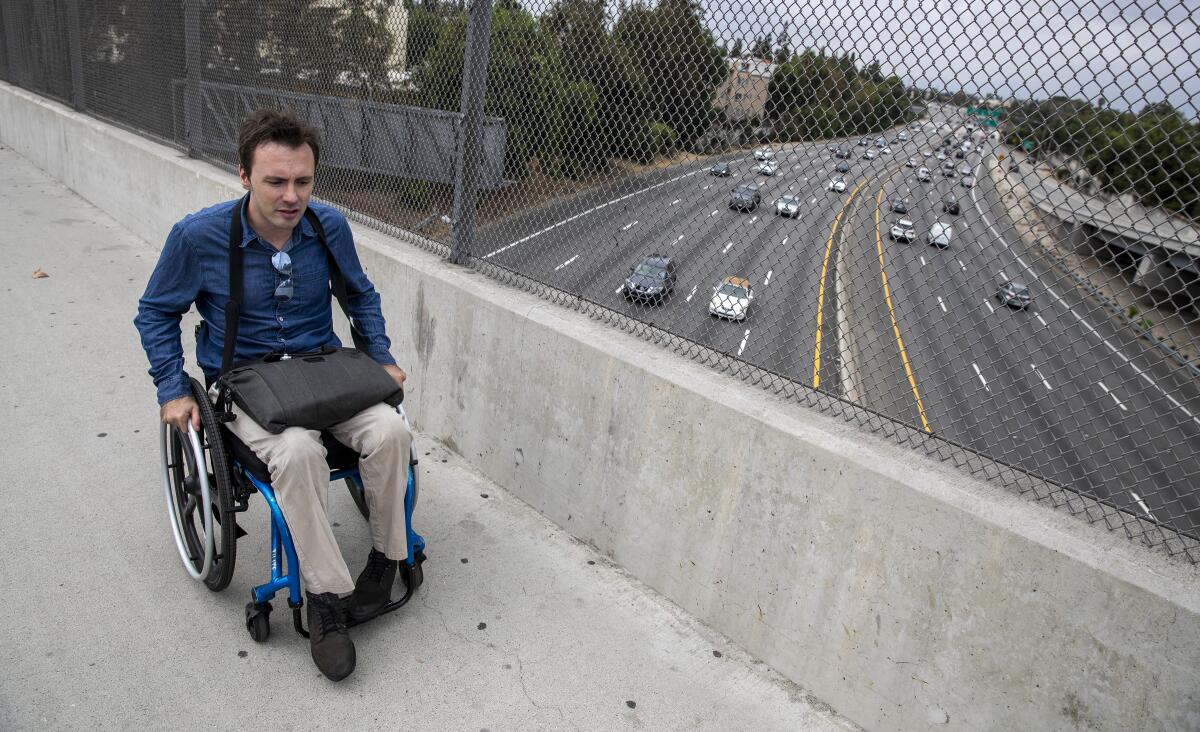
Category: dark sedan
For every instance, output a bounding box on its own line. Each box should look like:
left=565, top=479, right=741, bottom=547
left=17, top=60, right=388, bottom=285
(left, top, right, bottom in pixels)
left=729, top=183, right=761, bottom=211
left=996, top=281, right=1032, bottom=309
left=942, top=195, right=960, bottom=215
left=622, top=255, right=677, bottom=303
left=710, top=162, right=731, bottom=177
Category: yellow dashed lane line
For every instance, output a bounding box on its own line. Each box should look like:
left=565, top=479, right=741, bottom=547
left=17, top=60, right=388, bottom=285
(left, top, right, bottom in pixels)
left=872, top=186, right=932, bottom=433
left=812, top=179, right=869, bottom=389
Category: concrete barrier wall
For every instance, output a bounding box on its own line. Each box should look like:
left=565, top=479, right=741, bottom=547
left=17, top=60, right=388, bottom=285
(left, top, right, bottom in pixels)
left=5, top=83, right=1198, bottom=731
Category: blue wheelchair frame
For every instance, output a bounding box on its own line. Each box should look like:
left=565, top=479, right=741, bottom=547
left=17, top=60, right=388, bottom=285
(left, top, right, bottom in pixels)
left=161, top=376, right=427, bottom=639
left=244, top=461, right=426, bottom=633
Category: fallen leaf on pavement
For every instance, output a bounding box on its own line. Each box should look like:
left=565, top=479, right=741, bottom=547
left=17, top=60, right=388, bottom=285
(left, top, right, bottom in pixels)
left=33, top=268, right=49, bottom=279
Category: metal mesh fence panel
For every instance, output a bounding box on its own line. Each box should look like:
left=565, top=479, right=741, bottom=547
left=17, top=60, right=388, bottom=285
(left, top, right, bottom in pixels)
left=2, top=0, right=1198, bottom=560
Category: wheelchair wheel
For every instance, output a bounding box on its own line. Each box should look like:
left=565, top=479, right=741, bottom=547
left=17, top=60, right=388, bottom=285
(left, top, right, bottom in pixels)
left=160, top=379, right=238, bottom=591
left=245, top=601, right=272, bottom=642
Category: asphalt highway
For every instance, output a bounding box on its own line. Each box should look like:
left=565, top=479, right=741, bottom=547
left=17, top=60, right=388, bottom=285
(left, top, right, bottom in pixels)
left=474, top=106, right=1200, bottom=538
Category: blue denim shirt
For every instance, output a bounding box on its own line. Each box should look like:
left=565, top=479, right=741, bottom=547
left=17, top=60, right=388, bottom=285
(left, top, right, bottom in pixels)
left=134, top=198, right=395, bottom=405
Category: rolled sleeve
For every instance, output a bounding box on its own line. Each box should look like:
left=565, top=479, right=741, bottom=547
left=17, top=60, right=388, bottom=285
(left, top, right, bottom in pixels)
left=134, top=223, right=203, bottom=404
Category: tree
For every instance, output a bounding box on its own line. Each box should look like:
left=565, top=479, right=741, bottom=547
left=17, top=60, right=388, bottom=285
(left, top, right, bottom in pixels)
left=337, top=0, right=398, bottom=96
left=729, top=38, right=743, bottom=58
left=773, top=21, right=790, bottom=64
left=406, top=0, right=450, bottom=69
left=415, top=2, right=564, bottom=178
left=613, top=0, right=727, bottom=149
left=750, top=33, right=772, bottom=60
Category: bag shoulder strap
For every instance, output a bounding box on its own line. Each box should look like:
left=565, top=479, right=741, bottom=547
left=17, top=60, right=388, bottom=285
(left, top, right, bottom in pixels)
left=303, top=207, right=370, bottom=354
left=219, top=199, right=368, bottom=376
left=221, top=196, right=246, bottom=375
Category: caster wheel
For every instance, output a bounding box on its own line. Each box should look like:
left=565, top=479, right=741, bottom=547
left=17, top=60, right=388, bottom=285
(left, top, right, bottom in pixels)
left=403, top=555, right=425, bottom=591
left=245, top=601, right=272, bottom=642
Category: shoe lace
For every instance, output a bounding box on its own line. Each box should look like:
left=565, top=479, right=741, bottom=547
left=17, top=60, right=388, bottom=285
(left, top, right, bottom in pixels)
left=362, top=550, right=391, bottom=584
left=313, top=595, right=348, bottom=635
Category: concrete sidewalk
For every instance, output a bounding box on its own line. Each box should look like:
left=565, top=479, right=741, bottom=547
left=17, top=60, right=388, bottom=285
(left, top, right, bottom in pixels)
left=0, top=145, right=855, bottom=731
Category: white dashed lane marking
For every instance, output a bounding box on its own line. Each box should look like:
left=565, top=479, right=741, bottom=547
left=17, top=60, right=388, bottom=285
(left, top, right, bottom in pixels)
left=685, top=285, right=699, bottom=303
left=554, top=255, right=578, bottom=271
left=722, top=241, right=734, bottom=254
left=738, top=329, right=751, bottom=356
left=973, top=363, right=990, bottom=392
left=621, top=220, right=639, bottom=231
left=919, top=256, right=926, bottom=266
left=764, top=269, right=773, bottom=286
left=1031, top=364, right=1051, bottom=390
left=983, top=299, right=995, bottom=314
left=1130, top=490, right=1157, bottom=520
left=1098, top=381, right=1128, bottom=411
left=937, top=296, right=947, bottom=312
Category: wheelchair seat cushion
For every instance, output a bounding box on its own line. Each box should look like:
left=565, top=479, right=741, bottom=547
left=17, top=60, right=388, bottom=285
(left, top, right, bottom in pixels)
left=221, top=426, right=361, bottom=484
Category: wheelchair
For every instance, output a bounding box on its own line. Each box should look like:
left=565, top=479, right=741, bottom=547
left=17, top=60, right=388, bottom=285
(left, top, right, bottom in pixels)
left=158, top=376, right=426, bottom=642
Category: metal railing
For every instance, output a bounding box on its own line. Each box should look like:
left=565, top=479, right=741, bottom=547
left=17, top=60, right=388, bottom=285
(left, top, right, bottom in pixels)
left=3, top=0, right=1198, bottom=561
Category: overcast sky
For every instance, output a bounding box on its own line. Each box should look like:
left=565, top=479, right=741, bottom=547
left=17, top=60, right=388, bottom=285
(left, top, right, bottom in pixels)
left=696, top=0, right=1200, bottom=117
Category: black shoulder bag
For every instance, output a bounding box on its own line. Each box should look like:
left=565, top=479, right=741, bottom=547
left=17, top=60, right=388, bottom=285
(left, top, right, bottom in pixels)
left=214, top=196, right=403, bottom=434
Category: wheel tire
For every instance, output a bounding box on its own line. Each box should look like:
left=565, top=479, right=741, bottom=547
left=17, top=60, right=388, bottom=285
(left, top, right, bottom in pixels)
left=345, top=477, right=370, bottom=520
left=402, top=558, right=424, bottom=591
left=188, top=378, right=238, bottom=592
left=246, top=603, right=271, bottom=642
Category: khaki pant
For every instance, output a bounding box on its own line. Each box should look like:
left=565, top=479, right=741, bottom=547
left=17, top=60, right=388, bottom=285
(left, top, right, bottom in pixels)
left=218, top=391, right=412, bottom=595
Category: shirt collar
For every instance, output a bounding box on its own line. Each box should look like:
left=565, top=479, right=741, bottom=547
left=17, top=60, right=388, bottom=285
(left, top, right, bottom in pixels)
left=238, top=201, right=317, bottom=248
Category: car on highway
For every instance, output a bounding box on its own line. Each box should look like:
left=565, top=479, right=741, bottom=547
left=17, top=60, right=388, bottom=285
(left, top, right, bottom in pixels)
left=834, top=160, right=851, bottom=173
left=862, top=149, right=877, bottom=160
left=922, top=149, right=933, bottom=157
left=955, top=149, right=966, bottom=158
left=756, top=160, right=779, bottom=176
left=774, top=194, right=802, bottom=218
left=891, top=197, right=909, bottom=214
left=875, top=137, right=887, bottom=148
left=936, top=151, right=947, bottom=160
left=710, top=161, right=731, bottom=177
left=927, top=221, right=952, bottom=248
left=942, top=195, right=960, bottom=214
left=943, top=167, right=956, bottom=178
left=858, top=137, right=870, bottom=147
left=889, top=218, right=916, bottom=242
left=917, top=166, right=931, bottom=182
left=622, top=255, right=677, bottom=304
left=729, top=183, right=761, bottom=211
left=1009, top=161, right=1020, bottom=172
left=881, top=146, right=892, bottom=154
left=996, top=280, right=1032, bottom=309
left=753, top=147, right=775, bottom=161
left=906, top=157, right=918, bottom=168
left=708, top=276, right=755, bottom=321
left=826, top=178, right=848, bottom=193
left=898, top=131, right=909, bottom=141
left=961, top=175, right=976, bottom=188
left=958, top=164, right=972, bottom=175
left=834, top=146, right=852, bottom=159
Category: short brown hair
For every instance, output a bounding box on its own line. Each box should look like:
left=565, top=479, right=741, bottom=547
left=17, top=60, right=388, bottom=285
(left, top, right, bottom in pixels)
left=237, top=108, right=321, bottom=175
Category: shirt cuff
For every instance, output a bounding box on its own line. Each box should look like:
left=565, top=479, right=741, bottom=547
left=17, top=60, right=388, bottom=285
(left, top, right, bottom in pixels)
left=368, top=346, right=396, bottom=367
left=156, top=376, right=192, bottom=406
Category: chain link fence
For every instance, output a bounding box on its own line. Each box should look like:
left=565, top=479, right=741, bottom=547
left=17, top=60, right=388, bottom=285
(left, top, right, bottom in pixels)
left=4, top=0, right=1199, bottom=560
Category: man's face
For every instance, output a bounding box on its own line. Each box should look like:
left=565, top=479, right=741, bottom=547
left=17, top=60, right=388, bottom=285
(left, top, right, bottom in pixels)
left=238, top=141, right=315, bottom=239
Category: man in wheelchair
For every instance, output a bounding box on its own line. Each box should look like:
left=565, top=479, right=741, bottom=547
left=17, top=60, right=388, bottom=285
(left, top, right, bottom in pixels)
left=135, top=109, right=412, bottom=681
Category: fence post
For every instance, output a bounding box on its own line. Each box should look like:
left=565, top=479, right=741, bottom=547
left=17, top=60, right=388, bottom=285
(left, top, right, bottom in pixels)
left=183, top=0, right=204, bottom=157
left=449, top=0, right=494, bottom=265
left=65, top=0, right=85, bottom=111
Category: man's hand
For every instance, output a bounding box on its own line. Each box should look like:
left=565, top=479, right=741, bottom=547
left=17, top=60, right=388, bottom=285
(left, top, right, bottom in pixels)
left=161, top=396, right=201, bottom=434
left=383, top=364, right=407, bottom=389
